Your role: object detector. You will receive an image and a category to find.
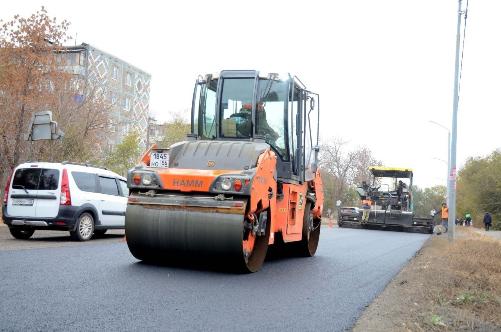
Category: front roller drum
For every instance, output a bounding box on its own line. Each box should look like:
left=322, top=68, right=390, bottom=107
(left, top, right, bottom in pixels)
left=125, top=203, right=269, bottom=273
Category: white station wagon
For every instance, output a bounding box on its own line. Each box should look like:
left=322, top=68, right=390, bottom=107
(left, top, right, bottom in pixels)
left=2, top=162, right=128, bottom=241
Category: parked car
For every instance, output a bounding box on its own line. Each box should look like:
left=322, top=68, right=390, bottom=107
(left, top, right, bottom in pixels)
left=337, top=206, right=361, bottom=227
left=2, top=162, right=128, bottom=241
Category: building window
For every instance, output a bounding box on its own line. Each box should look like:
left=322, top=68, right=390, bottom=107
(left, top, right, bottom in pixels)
left=126, top=73, right=132, bottom=86
left=124, top=97, right=130, bottom=111
left=64, top=53, right=80, bottom=66
left=122, top=123, right=130, bottom=135
left=79, top=51, right=85, bottom=66
left=111, top=92, right=117, bottom=105
left=112, top=66, right=118, bottom=80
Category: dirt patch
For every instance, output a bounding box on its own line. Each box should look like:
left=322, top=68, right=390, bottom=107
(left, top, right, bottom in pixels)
left=354, top=227, right=501, bottom=331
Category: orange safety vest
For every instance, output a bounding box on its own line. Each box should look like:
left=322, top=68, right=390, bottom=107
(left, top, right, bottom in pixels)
left=441, top=207, right=449, bottom=219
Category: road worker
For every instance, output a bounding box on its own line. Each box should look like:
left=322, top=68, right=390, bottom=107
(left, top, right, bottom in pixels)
left=361, top=198, right=372, bottom=224
left=438, top=202, right=449, bottom=232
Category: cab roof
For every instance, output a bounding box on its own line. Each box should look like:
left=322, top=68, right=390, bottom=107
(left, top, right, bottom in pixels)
left=369, top=166, right=413, bottom=178
left=200, top=70, right=306, bottom=88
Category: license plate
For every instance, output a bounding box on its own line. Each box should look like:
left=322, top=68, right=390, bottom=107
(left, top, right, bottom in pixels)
left=12, top=198, right=34, bottom=206
left=150, top=152, right=169, bottom=168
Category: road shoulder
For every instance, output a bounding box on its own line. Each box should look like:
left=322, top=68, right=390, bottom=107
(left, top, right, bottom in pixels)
left=353, top=227, right=501, bottom=331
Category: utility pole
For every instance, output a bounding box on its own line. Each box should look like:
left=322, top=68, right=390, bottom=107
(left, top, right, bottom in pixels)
left=448, top=0, right=464, bottom=242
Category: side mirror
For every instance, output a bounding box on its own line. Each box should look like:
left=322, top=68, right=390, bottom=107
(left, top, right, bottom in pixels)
left=50, top=121, right=64, bottom=139
left=310, top=97, right=315, bottom=110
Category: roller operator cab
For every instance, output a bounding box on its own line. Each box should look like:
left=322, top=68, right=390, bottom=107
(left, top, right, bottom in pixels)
left=126, top=70, right=324, bottom=272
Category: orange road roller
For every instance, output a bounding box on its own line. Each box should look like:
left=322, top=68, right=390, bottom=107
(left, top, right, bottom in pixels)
left=126, top=70, right=324, bottom=272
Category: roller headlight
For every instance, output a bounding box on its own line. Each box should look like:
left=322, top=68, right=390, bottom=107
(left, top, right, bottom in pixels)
left=142, top=174, right=153, bottom=186
left=221, top=178, right=231, bottom=191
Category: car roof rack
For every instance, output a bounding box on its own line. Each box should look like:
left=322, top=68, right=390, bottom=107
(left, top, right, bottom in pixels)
left=61, top=161, right=108, bottom=170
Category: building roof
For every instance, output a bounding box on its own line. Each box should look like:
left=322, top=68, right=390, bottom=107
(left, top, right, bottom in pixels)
left=61, top=43, right=151, bottom=77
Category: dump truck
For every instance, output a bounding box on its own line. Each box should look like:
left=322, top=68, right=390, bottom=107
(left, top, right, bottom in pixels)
left=338, top=166, right=433, bottom=233
left=125, top=71, right=324, bottom=272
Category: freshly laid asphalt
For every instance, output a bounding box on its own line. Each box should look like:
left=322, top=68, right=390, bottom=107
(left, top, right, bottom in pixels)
left=0, top=227, right=429, bottom=331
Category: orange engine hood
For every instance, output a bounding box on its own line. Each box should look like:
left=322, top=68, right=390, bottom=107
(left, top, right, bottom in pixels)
left=153, top=168, right=243, bottom=192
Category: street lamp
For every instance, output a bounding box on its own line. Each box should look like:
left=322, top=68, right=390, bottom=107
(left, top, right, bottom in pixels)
left=428, top=121, right=450, bottom=185
left=432, top=157, right=447, bottom=165
left=428, top=120, right=453, bottom=239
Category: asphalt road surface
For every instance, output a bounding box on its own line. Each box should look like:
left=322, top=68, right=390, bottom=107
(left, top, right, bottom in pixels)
left=0, top=227, right=429, bottom=331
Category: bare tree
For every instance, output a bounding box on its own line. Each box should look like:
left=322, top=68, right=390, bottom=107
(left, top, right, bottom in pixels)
left=319, top=138, right=381, bottom=209
left=319, top=138, right=356, bottom=203
left=352, top=146, right=382, bottom=185
left=159, top=112, right=191, bottom=148
left=0, top=7, right=71, bottom=170
left=0, top=7, right=111, bottom=186
left=41, top=81, right=113, bottom=163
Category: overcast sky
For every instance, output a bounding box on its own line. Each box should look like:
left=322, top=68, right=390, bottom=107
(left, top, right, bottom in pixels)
left=2, top=0, right=500, bottom=188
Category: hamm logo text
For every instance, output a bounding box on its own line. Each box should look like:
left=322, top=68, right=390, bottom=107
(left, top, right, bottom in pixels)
left=172, top=179, right=204, bottom=188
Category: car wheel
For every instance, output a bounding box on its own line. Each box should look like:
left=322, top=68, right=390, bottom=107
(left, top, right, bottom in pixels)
left=94, top=229, right=107, bottom=236
left=71, top=212, right=94, bottom=241
left=9, top=227, right=35, bottom=240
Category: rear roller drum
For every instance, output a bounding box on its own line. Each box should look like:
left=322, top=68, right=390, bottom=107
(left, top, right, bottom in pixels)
left=241, top=210, right=270, bottom=273
left=294, top=202, right=321, bottom=257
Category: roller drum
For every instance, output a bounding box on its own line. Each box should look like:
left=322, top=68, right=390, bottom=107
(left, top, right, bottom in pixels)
left=125, top=195, right=268, bottom=272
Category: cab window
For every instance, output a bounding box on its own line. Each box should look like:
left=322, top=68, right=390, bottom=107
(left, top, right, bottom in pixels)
left=257, top=79, right=288, bottom=160
left=193, top=78, right=218, bottom=139
left=220, top=78, right=255, bottom=138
